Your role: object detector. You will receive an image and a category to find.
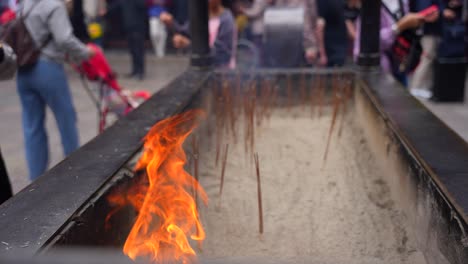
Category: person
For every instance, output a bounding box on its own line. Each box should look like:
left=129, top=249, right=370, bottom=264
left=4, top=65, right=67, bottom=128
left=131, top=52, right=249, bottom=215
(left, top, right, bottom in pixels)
left=165, top=0, right=236, bottom=68
left=410, top=0, right=442, bottom=99
left=83, top=0, right=106, bottom=46
left=316, top=0, right=349, bottom=67
left=0, top=150, right=12, bottom=205
left=147, top=0, right=169, bottom=58
left=239, top=0, right=272, bottom=64
left=274, top=0, right=319, bottom=64
left=69, top=0, right=90, bottom=41
left=354, top=0, right=438, bottom=85
left=18, top=0, right=94, bottom=181
left=107, top=0, right=147, bottom=80
left=438, top=0, right=464, bottom=58
left=0, top=42, right=16, bottom=204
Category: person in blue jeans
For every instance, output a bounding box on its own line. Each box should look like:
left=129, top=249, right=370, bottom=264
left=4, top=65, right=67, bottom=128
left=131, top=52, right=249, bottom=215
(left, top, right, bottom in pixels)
left=18, top=0, right=93, bottom=181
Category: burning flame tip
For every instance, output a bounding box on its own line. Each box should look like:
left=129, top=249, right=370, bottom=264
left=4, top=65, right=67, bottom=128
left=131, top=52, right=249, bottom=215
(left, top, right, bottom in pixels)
left=114, top=109, right=207, bottom=263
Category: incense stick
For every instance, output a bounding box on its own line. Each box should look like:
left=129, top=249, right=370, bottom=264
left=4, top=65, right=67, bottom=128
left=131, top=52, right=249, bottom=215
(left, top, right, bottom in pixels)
left=287, top=75, right=292, bottom=110
left=318, top=75, right=325, bottom=118
left=219, top=144, right=229, bottom=197
left=323, top=77, right=342, bottom=166
left=254, top=153, right=264, bottom=234
left=300, top=72, right=307, bottom=107
left=191, top=135, right=202, bottom=251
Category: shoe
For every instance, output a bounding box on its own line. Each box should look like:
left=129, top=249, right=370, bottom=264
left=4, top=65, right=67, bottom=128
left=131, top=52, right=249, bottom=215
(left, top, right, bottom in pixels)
left=135, top=73, right=145, bottom=81
left=410, top=88, right=432, bottom=100
left=125, top=72, right=137, bottom=79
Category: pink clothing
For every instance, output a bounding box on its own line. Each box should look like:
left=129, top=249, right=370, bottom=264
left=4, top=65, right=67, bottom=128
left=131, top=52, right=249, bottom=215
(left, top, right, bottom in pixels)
left=209, top=17, right=221, bottom=47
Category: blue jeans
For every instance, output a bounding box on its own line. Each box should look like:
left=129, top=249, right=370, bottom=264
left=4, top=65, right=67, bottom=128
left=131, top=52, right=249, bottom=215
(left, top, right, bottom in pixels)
left=17, top=59, right=79, bottom=180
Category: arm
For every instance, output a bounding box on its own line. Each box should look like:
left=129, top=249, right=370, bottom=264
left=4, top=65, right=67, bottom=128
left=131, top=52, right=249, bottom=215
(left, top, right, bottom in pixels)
left=345, top=20, right=356, bottom=40
left=98, top=0, right=107, bottom=16
left=316, top=17, right=327, bottom=66
left=174, top=20, right=190, bottom=36
left=243, top=0, right=269, bottom=19
left=47, top=3, right=90, bottom=61
left=303, top=0, right=318, bottom=61
left=0, top=42, right=16, bottom=80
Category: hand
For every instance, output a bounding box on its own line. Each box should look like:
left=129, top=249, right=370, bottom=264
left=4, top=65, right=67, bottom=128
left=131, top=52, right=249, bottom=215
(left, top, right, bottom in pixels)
left=318, top=53, right=328, bottom=67
left=87, top=46, right=97, bottom=58
left=424, top=10, right=439, bottom=23
left=443, top=9, right=456, bottom=20
left=448, top=0, right=462, bottom=8
left=160, top=12, right=174, bottom=26
left=98, top=8, right=107, bottom=17
left=173, top=34, right=191, bottom=49
left=397, top=13, right=424, bottom=32
left=238, top=6, right=246, bottom=14
left=305, top=49, right=317, bottom=64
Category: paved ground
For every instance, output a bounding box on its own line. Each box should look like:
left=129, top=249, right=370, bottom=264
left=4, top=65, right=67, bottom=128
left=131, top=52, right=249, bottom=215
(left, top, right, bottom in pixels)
left=1, top=55, right=467, bottom=193
left=0, top=53, right=188, bottom=193
left=422, top=97, right=468, bottom=142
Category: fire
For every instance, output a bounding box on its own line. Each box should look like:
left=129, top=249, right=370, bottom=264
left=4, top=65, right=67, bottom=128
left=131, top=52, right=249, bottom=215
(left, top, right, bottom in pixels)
left=118, top=110, right=208, bottom=263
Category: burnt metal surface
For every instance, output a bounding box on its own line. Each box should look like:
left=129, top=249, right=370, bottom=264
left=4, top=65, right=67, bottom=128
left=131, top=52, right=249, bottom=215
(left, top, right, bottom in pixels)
left=0, top=70, right=210, bottom=255
left=361, top=72, right=468, bottom=220
left=360, top=72, right=468, bottom=263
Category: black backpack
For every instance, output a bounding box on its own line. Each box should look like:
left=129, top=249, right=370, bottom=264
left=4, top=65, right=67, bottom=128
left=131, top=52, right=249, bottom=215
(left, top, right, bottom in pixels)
left=1, top=1, right=50, bottom=69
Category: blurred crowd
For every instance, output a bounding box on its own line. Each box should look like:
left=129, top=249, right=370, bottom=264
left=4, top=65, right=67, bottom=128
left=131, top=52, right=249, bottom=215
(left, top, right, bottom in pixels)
left=0, top=0, right=465, bottom=84
left=0, top=0, right=466, bottom=204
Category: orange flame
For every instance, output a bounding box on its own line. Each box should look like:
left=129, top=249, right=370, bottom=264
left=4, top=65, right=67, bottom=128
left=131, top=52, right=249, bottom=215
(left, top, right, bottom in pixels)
left=122, top=109, right=208, bottom=263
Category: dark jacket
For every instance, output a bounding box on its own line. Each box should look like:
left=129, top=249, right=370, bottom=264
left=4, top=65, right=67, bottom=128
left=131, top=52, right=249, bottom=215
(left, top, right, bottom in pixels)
left=109, top=0, right=147, bottom=32
left=438, top=0, right=465, bottom=58
left=412, top=0, right=442, bottom=35
left=317, top=0, right=348, bottom=66
left=70, top=0, right=89, bottom=41
left=168, top=0, right=188, bottom=25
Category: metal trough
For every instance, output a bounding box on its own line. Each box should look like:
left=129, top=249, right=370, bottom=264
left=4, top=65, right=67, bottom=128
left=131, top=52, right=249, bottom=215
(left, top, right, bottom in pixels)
left=0, top=69, right=466, bottom=264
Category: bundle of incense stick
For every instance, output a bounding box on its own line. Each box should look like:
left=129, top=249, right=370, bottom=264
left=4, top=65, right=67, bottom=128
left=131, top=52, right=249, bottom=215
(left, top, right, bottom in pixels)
left=254, top=152, right=264, bottom=234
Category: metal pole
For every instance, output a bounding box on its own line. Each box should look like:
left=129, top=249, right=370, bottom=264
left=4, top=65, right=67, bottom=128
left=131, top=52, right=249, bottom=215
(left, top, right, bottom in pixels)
left=189, top=0, right=211, bottom=68
left=357, top=0, right=381, bottom=69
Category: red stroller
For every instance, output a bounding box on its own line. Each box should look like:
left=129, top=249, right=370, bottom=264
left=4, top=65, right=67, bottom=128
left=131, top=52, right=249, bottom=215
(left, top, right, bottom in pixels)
left=74, top=44, right=150, bottom=132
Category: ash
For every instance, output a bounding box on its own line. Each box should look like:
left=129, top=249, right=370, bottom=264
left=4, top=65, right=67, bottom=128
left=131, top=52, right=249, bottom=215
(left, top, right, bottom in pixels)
left=193, top=106, right=427, bottom=264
